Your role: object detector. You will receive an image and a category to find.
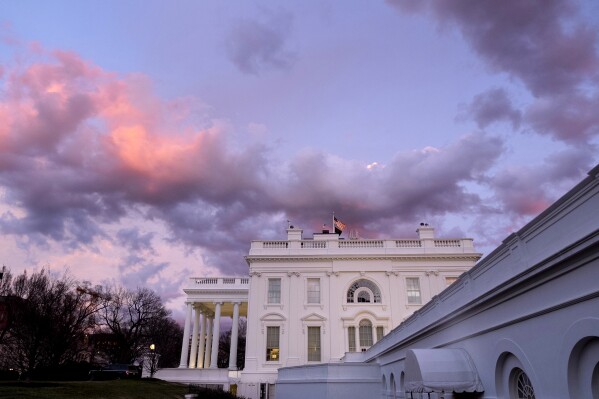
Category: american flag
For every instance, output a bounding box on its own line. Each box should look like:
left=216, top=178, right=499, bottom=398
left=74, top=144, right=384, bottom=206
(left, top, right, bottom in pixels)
left=334, top=217, right=346, bottom=234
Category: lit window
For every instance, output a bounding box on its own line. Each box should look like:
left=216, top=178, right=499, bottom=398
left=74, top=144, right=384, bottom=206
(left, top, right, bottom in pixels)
left=268, top=278, right=281, bottom=304
left=307, top=278, right=320, bottom=304
left=266, top=326, right=280, bottom=361
left=406, top=277, right=421, bottom=304
left=347, top=279, right=382, bottom=303
left=348, top=327, right=356, bottom=352
left=307, top=327, right=321, bottom=361
left=445, top=276, right=458, bottom=287
left=359, top=319, right=373, bottom=350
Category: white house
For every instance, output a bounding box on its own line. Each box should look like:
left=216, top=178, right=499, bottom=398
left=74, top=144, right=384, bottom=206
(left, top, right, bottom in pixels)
left=239, top=225, right=481, bottom=399
left=156, top=224, right=481, bottom=399
left=158, top=164, right=599, bottom=399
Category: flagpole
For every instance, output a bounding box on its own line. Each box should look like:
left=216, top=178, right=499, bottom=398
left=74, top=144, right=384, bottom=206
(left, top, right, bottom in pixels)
left=332, top=211, right=335, bottom=235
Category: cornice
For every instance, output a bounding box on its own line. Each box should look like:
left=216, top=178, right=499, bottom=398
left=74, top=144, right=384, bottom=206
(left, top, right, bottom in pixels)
left=183, top=288, right=249, bottom=295
left=245, top=254, right=482, bottom=264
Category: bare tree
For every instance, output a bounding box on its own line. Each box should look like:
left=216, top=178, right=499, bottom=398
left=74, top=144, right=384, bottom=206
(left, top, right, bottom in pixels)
left=98, top=287, right=169, bottom=364
left=0, top=269, right=102, bottom=377
left=0, top=268, right=14, bottom=346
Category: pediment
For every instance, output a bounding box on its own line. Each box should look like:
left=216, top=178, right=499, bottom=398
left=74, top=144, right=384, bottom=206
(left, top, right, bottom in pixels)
left=301, top=312, right=327, bottom=322
left=260, top=312, right=287, bottom=322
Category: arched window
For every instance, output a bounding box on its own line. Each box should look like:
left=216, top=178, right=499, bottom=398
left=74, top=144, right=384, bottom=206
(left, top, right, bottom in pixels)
left=357, top=290, right=371, bottom=302
left=510, top=367, right=536, bottom=399
left=347, top=279, right=382, bottom=303
left=381, top=374, right=387, bottom=395
left=359, top=319, right=373, bottom=350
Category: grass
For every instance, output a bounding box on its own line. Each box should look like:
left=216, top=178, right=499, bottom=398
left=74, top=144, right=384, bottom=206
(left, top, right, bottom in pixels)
left=0, top=379, right=189, bottom=399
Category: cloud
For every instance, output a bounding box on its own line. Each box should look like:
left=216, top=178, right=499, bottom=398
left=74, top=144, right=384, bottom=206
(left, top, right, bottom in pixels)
left=2, top=40, right=589, bottom=294
left=525, top=93, right=599, bottom=144
left=388, top=0, right=599, bottom=145
left=117, top=228, right=156, bottom=254
left=488, top=146, right=594, bottom=219
left=388, top=0, right=599, bottom=96
left=225, top=9, right=296, bottom=75
left=0, top=43, right=512, bottom=276
left=462, top=88, right=521, bottom=130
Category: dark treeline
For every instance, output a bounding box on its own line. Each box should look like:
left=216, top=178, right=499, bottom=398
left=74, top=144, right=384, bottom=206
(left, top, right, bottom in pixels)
left=0, top=268, right=183, bottom=380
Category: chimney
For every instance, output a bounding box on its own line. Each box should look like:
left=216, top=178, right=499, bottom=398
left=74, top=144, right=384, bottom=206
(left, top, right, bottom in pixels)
left=287, top=226, right=303, bottom=241
left=416, top=223, right=435, bottom=240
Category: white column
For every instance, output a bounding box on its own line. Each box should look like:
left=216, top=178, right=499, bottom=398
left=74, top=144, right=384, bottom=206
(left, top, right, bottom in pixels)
left=179, top=302, right=193, bottom=368
left=210, top=302, right=222, bottom=368
left=204, top=317, right=213, bottom=368
left=189, top=305, right=201, bottom=368
left=228, top=302, right=240, bottom=370
left=197, top=311, right=206, bottom=368
left=372, top=325, right=377, bottom=345
left=354, top=325, right=360, bottom=352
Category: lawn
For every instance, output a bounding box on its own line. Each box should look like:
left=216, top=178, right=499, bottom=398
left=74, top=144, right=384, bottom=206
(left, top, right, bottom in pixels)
left=0, top=379, right=189, bottom=399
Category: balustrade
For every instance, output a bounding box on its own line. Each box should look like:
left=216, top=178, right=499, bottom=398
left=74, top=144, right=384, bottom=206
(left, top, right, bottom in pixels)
left=395, top=240, right=422, bottom=248
left=434, top=239, right=461, bottom=247
left=301, top=241, right=326, bottom=248
left=338, top=240, right=384, bottom=248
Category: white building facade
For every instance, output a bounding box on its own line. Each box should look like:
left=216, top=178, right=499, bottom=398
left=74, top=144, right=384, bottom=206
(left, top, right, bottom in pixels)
left=238, top=226, right=481, bottom=399
left=158, top=225, right=481, bottom=399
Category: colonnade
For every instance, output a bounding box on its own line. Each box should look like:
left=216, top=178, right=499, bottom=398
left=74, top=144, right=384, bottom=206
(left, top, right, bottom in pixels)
left=179, top=301, right=242, bottom=370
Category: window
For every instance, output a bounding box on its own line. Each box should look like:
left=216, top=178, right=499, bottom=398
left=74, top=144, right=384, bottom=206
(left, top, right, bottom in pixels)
left=260, top=383, right=276, bottom=399
left=266, top=326, right=280, bottom=361
left=510, top=368, right=536, bottom=399
left=359, top=319, right=373, bottom=350
left=348, top=326, right=356, bottom=352
left=307, top=278, right=320, bottom=304
left=376, top=326, right=384, bottom=342
left=406, top=277, right=421, bottom=304
left=347, top=279, right=382, bottom=303
left=268, top=278, right=281, bottom=304
left=307, top=326, right=321, bottom=361
left=357, top=290, right=371, bottom=302
left=445, top=276, right=458, bottom=287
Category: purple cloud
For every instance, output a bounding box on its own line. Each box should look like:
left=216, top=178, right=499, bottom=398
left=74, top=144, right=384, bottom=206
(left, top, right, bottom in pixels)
left=463, top=88, right=521, bottom=130
left=226, top=10, right=296, bottom=75
left=2, top=43, right=586, bottom=282
left=388, top=0, right=599, bottom=145
left=525, top=93, right=599, bottom=144
left=388, top=0, right=599, bottom=96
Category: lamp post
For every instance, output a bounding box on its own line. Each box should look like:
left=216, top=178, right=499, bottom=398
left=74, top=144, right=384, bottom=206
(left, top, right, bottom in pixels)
left=148, top=344, right=159, bottom=378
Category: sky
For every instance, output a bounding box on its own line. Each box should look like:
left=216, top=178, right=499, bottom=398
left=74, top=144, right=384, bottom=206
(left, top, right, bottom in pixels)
left=1, top=0, right=598, bottom=318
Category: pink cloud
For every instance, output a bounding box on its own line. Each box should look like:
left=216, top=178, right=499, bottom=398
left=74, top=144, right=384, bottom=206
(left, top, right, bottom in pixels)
left=1, top=41, right=584, bottom=282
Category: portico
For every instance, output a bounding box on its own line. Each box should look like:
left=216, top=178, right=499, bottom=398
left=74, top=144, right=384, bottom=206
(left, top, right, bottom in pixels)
left=154, top=277, right=249, bottom=387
